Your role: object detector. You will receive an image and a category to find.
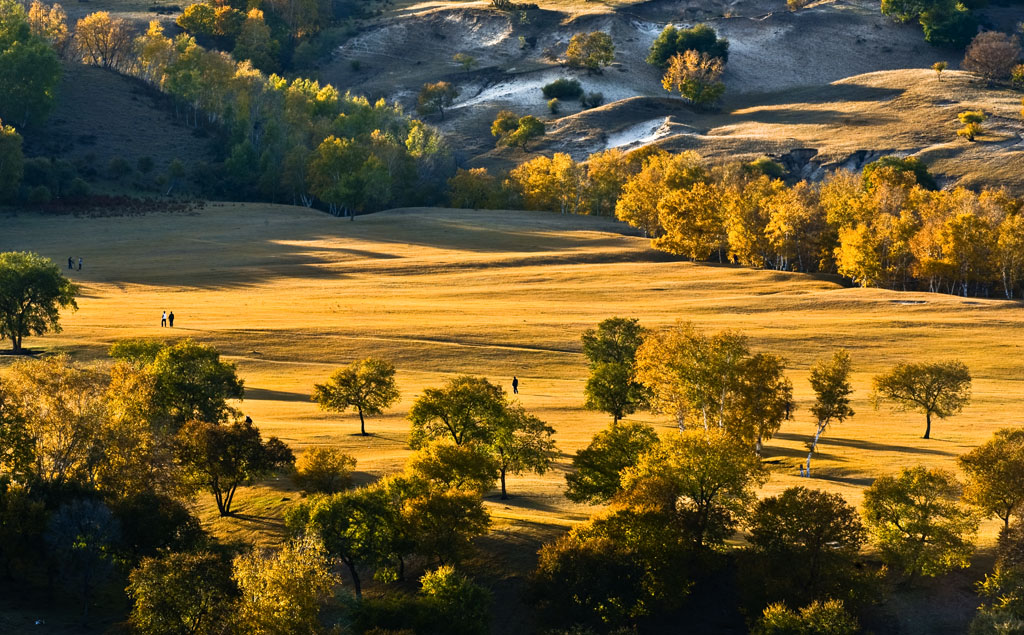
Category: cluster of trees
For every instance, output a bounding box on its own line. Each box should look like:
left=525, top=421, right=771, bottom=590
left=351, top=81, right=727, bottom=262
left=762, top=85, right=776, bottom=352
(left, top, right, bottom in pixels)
left=648, top=23, right=730, bottom=106
left=881, top=0, right=979, bottom=47
left=452, top=148, right=1024, bottom=298
left=528, top=319, right=1014, bottom=632
left=3, top=0, right=452, bottom=209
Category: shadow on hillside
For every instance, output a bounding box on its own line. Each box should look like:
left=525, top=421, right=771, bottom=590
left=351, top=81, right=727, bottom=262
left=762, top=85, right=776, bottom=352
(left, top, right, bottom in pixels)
left=735, top=83, right=906, bottom=109
left=245, top=387, right=310, bottom=402
left=728, top=107, right=898, bottom=127
left=774, top=431, right=954, bottom=456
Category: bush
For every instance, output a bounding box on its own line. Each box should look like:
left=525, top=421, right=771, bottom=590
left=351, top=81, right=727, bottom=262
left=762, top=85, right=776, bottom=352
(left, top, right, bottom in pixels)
left=26, top=185, right=51, bottom=205
left=862, top=155, right=937, bottom=190
left=647, top=23, right=729, bottom=68
left=292, top=447, right=356, bottom=494
left=107, top=156, right=132, bottom=180
left=755, top=599, right=858, bottom=635
left=1011, top=64, right=1024, bottom=88
left=957, top=110, right=987, bottom=141
left=66, top=177, right=91, bottom=198
left=542, top=78, right=583, bottom=100
left=137, top=156, right=155, bottom=174
left=963, top=31, right=1021, bottom=81
left=547, top=98, right=560, bottom=114
left=580, top=91, right=604, bottom=109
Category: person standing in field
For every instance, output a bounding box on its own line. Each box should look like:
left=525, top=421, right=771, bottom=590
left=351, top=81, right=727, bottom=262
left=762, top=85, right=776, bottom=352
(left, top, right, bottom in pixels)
left=68, top=257, right=73, bottom=269
left=168, top=311, right=174, bottom=327
left=512, top=376, right=519, bottom=394
left=78, top=257, right=82, bottom=271
left=161, top=311, right=167, bottom=327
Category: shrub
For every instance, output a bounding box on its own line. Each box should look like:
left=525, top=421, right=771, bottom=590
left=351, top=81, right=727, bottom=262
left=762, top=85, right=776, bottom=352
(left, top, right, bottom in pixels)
left=565, top=31, right=614, bottom=72
left=542, top=78, right=583, bottom=100
left=453, top=52, right=476, bottom=71
left=1011, top=64, right=1024, bottom=88
left=580, top=91, right=604, bottom=109
left=963, top=31, right=1022, bottom=81
left=932, top=60, right=947, bottom=79
left=137, top=156, right=154, bottom=174
left=26, top=185, right=51, bottom=204
left=548, top=98, right=560, bottom=114
left=107, top=156, right=132, bottom=180
left=292, top=447, right=356, bottom=494
left=957, top=110, right=987, bottom=141
left=66, top=177, right=91, bottom=198
left=755, top=599, right=858, bottom=635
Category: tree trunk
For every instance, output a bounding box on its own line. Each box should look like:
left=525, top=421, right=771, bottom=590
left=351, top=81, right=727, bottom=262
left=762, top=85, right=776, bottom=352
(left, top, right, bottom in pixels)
left=924, top=411, right=931, bottom=439
left=11, top=334, right=21, bottom=353
left=500, top=468, right=508, bottom=500
left=346, top=561, right=362, bottom=600
left=358, top=406, right=367, bottom=436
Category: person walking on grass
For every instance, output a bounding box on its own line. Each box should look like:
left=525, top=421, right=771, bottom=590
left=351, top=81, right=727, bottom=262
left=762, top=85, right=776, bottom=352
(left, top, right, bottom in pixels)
left=161, top=311, right=167, bottom=327
left=68, top=257, right=73, bottom=270
left=78, top=257, right=82, bottom=271
left=168, top=311, right=174, bottom=327
left=512, top=376, right=519, bottom=394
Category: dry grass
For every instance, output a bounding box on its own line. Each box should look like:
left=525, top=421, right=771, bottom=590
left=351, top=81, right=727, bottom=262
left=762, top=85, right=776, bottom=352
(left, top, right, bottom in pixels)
left=3, top=204, right=1021, bottom=558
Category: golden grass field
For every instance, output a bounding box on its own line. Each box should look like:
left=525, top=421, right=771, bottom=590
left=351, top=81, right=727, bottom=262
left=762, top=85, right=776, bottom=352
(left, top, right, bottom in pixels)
left=4, top=203, right=1022, bottom=555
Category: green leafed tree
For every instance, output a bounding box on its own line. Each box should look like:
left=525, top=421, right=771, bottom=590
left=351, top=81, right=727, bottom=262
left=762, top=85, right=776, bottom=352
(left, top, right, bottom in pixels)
left=564, top=420, right=659, bottom=504
left=127, top=551, right=237, bottom=635
left=487, top=402, right=555, bottom=499
left=312, top=357, right=400, bottom=436
left=647, top=23, right=729, bottom=68
left=407, top=440, right=497, bottom=495
left=872, top=360, right=971, bottom=439
left=177, top=418, right=295, bottom=515
left=620, top=427, right=768, bottom=548
left=862, top=466, right=978, bottom=580
left=959, top=428, right=1024, bottom=529
left=0, top=119, right=23, bottom=200
left=149, top=339, right=245, bottom=429
left=409, top=375, right=505, bottom=447
left=805, top=350, right=855, bottom=474
left=0, top=252, right=78, bottom=353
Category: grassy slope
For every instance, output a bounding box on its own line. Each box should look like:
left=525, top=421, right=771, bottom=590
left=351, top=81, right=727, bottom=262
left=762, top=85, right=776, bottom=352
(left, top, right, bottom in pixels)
left=3, top=204, right=1021, bottom=631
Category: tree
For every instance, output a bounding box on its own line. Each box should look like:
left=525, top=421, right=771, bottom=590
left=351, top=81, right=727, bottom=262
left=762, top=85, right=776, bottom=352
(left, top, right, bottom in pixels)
left=75, top=11, right=134, bottom=70
left=232, top=534, right=340, bottom=633
left=662, top=50, right=725, bottom=106
left=755, top=599, right=859, bottom=635
left=417, top=81, right=459, bottom=120
left=748, top=487, right=866, bottom=603
left=581, top=317, right=649, bottom=423
left=862, top=155, right=937, bottom=191
left=27, top=1, right=69, bottom=55
left=620, top=427, right=768, bottom=548
left=959, top=428, right=1024, bottom=529
left=408, top=375, right=505, bottom=447
left=448, top=167, right=503, bottom=209
left=0, top=252, right=77, bottom=353
left=407, top=441, right=497, bottom=494
left=862, top=466, right=978, bottom=579
left=963, top=31, right=1021, bottom=81
left=565, top=31, right=614, bottom=72
left=45, top=499, right=122, bottom=618
left=564, top=420, right=659, bottom=504
left=453, top=52, right=477, bottom=71
left=401, top=486, right=490, bottom=566
left=0, top=3, right=61, bottom=127
left=532, top=508, right=692, bottom=629
left=804, top=350, right=855, bottom=474
left=287, top=485, right=404, bottom=599
left=293, top=447, right=357, bottom=494
left=654, top=181, right=727, bottom=258
left=419, top=566, right=492, bottom=635
left=492, top=111, right=544, bottom=148
left=647, top=23, right=729, bottom=68
left=0, top=377, right=32, bottom=483
left=872, top=360, right=971, bottom=439
left=733, top=353, right=794, bottom=455
left=149, top=339, right=245, bottom=428
left=312, top=357, right=399, bottom=436
left=932, top=60, right=947, bottom=79
left=3, top=354, right=105, bottom=486
left=232, top=9, right=279, bottom=73
left=957, top=110, right=987, bottom=142
left=487, top=403, right=555, bottom=499
left=0, top=120, right=22, bottom=201
left=177, top=418, right=295, bottom=515
left=997, top=214, right=1024, bottom=299
left=128, top=551, right=236, bottom=635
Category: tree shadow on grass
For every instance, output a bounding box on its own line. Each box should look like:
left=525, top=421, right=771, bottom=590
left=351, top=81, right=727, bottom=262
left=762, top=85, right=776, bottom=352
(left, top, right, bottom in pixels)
left=773, top=431, right=955, bottom=456
left=244, top=387, right=311, bottom=402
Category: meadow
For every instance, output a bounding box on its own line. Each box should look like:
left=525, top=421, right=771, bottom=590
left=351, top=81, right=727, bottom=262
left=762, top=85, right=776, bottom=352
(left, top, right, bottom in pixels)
left=3, top=203, right=1022, bottom=629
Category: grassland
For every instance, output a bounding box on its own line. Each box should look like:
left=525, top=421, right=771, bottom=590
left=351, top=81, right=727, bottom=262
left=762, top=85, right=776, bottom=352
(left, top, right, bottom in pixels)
left=3, top=204, right=1022, bottom=630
